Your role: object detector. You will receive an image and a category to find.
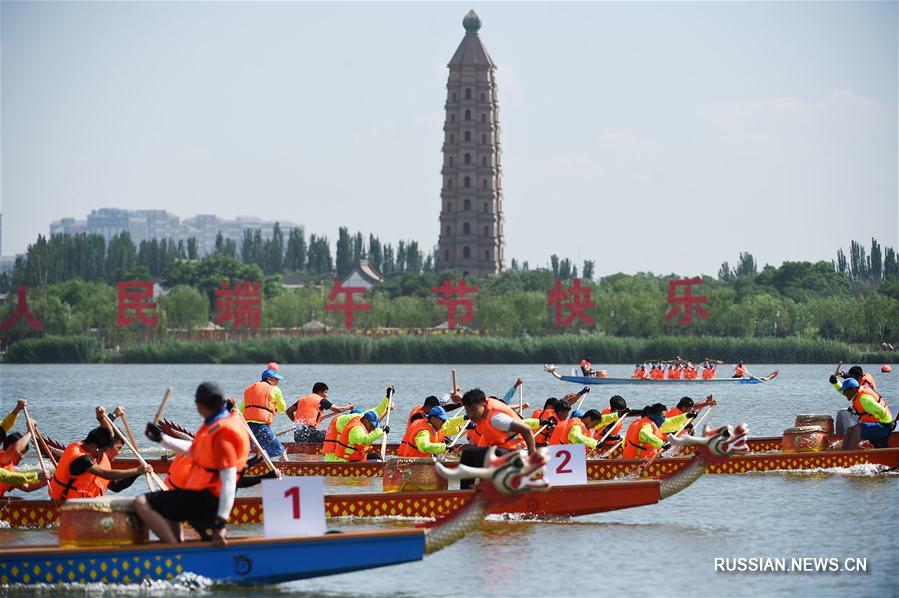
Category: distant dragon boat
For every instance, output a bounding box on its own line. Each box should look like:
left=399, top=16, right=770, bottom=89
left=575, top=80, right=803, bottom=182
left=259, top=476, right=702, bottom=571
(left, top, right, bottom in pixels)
left=544, top=364, right=779, bottom=385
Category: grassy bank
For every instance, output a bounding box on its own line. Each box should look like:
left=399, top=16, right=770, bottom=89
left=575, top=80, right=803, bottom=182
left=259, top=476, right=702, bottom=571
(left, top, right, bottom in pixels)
left=2, top=334, right=895, bottom=364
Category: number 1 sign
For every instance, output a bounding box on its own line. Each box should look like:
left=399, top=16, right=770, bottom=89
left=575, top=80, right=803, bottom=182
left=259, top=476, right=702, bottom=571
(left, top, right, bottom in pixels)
left=261, top=476, right=327, bottom=538
left=542, top=445, right=587, bottom=486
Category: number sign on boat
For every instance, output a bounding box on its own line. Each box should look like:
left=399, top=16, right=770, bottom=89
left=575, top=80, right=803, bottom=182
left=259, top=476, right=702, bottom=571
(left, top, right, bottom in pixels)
left=261, top=476, right=327, bottom=538
left=542, top=445, right=588, bottom=486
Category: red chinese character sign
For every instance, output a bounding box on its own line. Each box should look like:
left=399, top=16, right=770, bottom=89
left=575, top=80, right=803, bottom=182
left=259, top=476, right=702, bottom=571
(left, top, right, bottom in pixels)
left=432, top=280, right=478, bottom=329
left=215, top=280, right=262, bottom=329
left=548, top=278, right=595, bottom=327
left=325, top=280, right=371, bottom=330
left=117, top=281, right=158, bottom=328
left=665, top=276, right=709, bottom=326
left=0, top=285, right=43, bottom=331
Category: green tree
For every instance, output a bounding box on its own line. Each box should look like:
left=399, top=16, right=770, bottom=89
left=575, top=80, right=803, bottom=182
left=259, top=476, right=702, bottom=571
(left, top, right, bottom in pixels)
left=161, top=285, right=209, bottom=329
left=336, top=227, right=352, bottom=277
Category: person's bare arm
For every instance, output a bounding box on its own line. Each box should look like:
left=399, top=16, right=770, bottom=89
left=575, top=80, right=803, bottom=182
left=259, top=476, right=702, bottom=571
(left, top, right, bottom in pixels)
left=508, top=420, right=536, bottom=455
left=88, top=462, right=151, bottom=481
left=285, top=402, right=298, bottom=421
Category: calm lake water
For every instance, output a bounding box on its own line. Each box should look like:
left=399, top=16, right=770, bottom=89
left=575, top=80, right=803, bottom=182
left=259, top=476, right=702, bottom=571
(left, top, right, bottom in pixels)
left=1, top=363, right=897, bottom=597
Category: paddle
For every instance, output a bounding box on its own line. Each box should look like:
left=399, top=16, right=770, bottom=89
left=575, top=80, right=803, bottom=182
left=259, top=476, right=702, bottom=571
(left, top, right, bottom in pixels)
left=380, top=387, right=396, bottom=460
left=32, top=424, right=59, bottom=468
left=518, top=381, right=524, bottom=413
left=573, top=387, right=591, bottom=411
left=234, top=406, right=281, bottom=478
left=834, top=361, right=843, bottom=379
left=665, top=406, right=715, bottom=459
left=100, top=412, right=166, bottom=490
left=21, top=405, right=48, bottom=477
left=118, top=412, right=158, bottom=491
left=586, top=412, right=627, bottom=459
left=153, top=387, right=174, bottom=426
left=452, top=368, right=458, bottom=395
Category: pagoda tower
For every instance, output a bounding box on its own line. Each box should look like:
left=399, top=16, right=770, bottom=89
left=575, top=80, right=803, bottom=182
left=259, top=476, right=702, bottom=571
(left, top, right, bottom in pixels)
left=437, top=9, right=504, bottom=277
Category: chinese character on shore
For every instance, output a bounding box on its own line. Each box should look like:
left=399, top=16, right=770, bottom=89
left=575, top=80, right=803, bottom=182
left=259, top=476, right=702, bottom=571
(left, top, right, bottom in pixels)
left=0, top=285, right=43, bottom=331
left=117, top=281, right=158, bottom=328
left=432, top=279, right=478, bottom=329
left=547, top=278, right=595, bottom=327
left=324, top=280, right=371, bottom=330
left=214, top=280, right=262, bottom=329
left=665, top=276, right=709, bottom=326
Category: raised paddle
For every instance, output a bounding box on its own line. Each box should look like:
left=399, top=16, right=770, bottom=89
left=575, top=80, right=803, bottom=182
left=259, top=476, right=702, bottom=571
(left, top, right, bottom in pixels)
left=153, top=387, right=174, bottom=426
left=573, top=387, right=591, bottom=411
left=21, top=405, right=48, bottom=477
left=119, top=412, right=158, bottom=491
left=834, top=361, right=843, bottom=378
left=452, top=368, right=458, bottom=395
left=380, top=387, right=396, bottom=460
left=100, top=412, right=165, bottom=490
left=233, top=407, right=280, bottom=478
left=518, top=382, right=523, bottom=414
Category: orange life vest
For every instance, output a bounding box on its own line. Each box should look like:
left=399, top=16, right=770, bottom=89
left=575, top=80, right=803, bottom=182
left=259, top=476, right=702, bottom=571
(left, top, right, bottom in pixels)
left=0, top=454, right=23, bottom=496
left=852, top=387, right=893, bottom=424
left=323, top=414, right=360, bottom=457
left=684, top=368, right=698, bottom=380
left=49, top=442, right=102, bottom=501
left=398, top=419, right=444, bottom=458
left=243, top=382, right=276, bottom=425
left=181, top=413, right=250, bottom=497
left=861, top=373, right=878, bottom=393
left=292, top=394, right=325, bottom=427
left=580, top=359, right=592, bottom=374
left=90, top=453, right=114, bottom=496
left=734, top=365, right=747, bottom=378
left=549, top=417, right=584, bottom=445
left=164, top=453, right=193, bottom=490
left=335, top=418, right=373, bottom=462
left=633, top=367, right=644, bottom=379
left=651, top=368, right=663, bottom=380
left=532, top=408, right=557, bottom=445
left=668, top=367, right=682, bottom=380
left=407, top=406, right=428, bottom=424
left=622, top=417, right=663, bottom=459
left=475, top=398, right=526, bottom=449
left=702, top=367, right=714, bottom=380
left=466, top=425, right=481, bottom=445
left=597, top=408, right=624, bottom=442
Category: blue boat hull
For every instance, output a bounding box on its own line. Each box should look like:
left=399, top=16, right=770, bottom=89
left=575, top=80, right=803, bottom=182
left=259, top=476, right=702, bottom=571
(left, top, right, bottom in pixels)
left=557, top=374, right=773, bottom=385
left=0, top=530, right=426, bottom=586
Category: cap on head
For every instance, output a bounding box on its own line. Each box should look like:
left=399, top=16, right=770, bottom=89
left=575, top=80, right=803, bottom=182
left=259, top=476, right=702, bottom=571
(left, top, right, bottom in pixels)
left=262, top=369, right=284, bottom=381
left=571, top=409, right=585, bottom=419
left=841, top=377, right=860, bottom=392
left=647, top=403, right=667, bottom=416
left=350, top=408, right=363, bottom=414
left=362, top=411, right=379, bottom=427
left=428, top=406, right=449, bottom=421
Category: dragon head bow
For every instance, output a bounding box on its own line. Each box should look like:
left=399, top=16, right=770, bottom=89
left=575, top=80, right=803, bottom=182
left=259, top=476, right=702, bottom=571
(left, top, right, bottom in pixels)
left=435, top=447, right=550, bottom=494
left=668, top=423, right=750, bottom=464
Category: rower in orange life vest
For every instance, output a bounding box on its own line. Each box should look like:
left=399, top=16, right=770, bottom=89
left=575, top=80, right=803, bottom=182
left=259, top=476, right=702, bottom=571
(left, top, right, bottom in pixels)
left=621, top=403, right=696, bottom=459
left=532, top=398, right=560, bottom=446
left=683, top=362, right=698, bottom=380
left=242, top=368, right=287, bottom=461
left=286, top=382, right=354, bottom=444
left=549, top=409, right=609, bottom=453
left=398, top=407, right=467, bottom=458
left=593, top=395, right=632, bottom=449
left=664, top=395, right=717, bottom=438
left=407, top=394, right=464, bottom=425
left=322, top=392, right=392, bottom=461
left=733, top=361, right=748, bottom=378
left=701, top=360, right=716, bottom=380
left=829, top=375, right=895, bottom=449
left=667, top=362, right=682, bottom=380
left=632, top=364, right=645, bottom=379
left=0, top=399, right=49, bottom=495
left=49, top=407, right=151, bottom=501
left=831, top=365, right=881, bottom=434
left=137, top=382, right=251, bottom=547
left=333, top=410, right=389, bottom=462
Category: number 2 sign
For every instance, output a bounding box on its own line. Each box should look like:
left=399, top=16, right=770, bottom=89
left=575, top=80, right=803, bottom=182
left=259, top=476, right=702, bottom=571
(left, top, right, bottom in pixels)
left=542, top=445, right=587, bottom=486
left=261, top=476, right=327, bottom=538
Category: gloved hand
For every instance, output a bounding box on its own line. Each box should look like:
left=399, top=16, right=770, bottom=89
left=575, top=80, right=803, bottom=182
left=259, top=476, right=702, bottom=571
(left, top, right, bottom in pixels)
left=686, top=412, right=698, bottom=420
left=829, top=375, right=837, bottom=384
left=145, top=422, right=163, bottom=442
left=466, top=422, right=476, bottom=430
left=539, top=418, right=556, bottom=427
left=386, top=386, right=395, bottom=396
left=381, top=425, right=391, bottom=434
left=626, top=409, right=641, bottom=417
left=608, top=435, right=621, bottom=442
left=661, top=442, right=671, bottom=452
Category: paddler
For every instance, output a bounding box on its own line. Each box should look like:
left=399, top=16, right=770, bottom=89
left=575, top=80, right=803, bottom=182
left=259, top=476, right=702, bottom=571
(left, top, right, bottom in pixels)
left=702, top=360, right=716, bottom=380
left=632, top=364, right=645, bottom=379
left=580, top=356, right=594, bottom=377
left=621, top=403, right=697, bottom=459
left=48, top=408, right=152, bottom=501
left=0, top=431, right=49, bottom=496
left=733, top=361, right=748, bottom=378
left=333, top=411, right=389, bottom=462
left=138, top=382, right=250, bottom=546
left=397, top=406, right=463, bottom=458
left=285, top=382, right=354, bottom=444
left=841, top=365, right=879, bottom=393
left=408, top=395, right=463, bottom=424
left=665, top=395, right=716, bottom=437
left=594, top=395, right=632, bottom=449
left=683, top=362, right=698, bottom=380
left=532, top=398, right=560, bottom=446
left=829, top=376, right=895, bottom=449
left=241, top=368, right=287, bottom=461
left=0, top=399, right=26, bottom=437
left=548, top=409, right=605, bottom=453
left=323, top=390, right=392, bottom=461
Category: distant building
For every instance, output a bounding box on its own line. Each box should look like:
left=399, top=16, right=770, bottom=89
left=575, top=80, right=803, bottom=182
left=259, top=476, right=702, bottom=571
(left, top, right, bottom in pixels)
left=342, top=259, right=384, bottom=290
left=49, top=209, right=300, bottom=257
left=437, top=10, right=505, bottom=277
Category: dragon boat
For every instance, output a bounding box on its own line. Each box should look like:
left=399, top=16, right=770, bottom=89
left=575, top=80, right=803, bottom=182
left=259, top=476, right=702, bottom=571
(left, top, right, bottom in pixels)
left=545, top=364, right=779, bottom=385
left=0, top=447, right=549, bottom=585
left=2, top=424, right=750, bottom=530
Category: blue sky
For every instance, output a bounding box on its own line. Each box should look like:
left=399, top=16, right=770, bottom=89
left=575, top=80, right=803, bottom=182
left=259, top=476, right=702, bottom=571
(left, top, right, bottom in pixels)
left=2, top=2, right=896, bottom=276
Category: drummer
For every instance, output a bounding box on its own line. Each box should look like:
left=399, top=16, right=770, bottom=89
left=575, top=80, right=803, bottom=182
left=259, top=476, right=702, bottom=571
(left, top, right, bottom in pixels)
left=0, top=431, right=49, bottom=496
left=138, top=382, right=250, bottom=546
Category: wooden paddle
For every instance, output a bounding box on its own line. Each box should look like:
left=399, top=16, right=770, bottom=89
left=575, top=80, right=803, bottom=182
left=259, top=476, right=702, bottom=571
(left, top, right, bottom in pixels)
left=100, top=412, right=165, bottom=490
left=451, top=369, right=458, bottom=395
left=573, top=387, right=591, bottom=411
left=21, top=405, right=48, bottom=477
left=586, top=413, right=626, bottom=459
left=518, top=382, right=524, bottom=413
left=32, top=424, right=59, bottom=468
left=234, top=407, right=280, bottom=477
left=153, top=387, right=174, bottom=425
left=118, top=412, right=158, bottom=491
left=834, top=361, right=843, bottom=378
left=380, top=387, right=396, bottom=460
left=665, top=406, right=715, bottom=459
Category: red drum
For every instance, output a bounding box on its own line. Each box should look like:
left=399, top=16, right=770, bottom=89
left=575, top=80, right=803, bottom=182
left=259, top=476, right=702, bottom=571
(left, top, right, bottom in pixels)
left=781, top=426, right=828, bottom=453
left=59, top=497, right=148, bottom=547
left=794, top=414, right=834, bottom=437
left=382, top=457, right=448, bottom=493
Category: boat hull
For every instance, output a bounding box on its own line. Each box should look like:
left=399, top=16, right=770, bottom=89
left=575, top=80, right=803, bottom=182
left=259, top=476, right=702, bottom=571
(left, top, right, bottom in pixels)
left=556, top=374, right=775, bottom=385
left=0, top=530, right=426, bottom=585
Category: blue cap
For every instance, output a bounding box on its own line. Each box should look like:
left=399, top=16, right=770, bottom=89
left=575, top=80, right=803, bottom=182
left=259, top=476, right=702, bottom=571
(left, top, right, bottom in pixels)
left=840, top=377, right=860, bottom=392
left=572, top=409, right=585, bottom=419
left=362, top=411, right=379, bottom=427
left=350, top=408, right=363, bottom=414
left=261, top=368, right=283, bottom=381
left=428, top=406, right=449, bottom=421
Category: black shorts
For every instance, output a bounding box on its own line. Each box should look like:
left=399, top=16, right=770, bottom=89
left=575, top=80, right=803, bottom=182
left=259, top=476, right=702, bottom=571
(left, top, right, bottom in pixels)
left=145, top=489, right=218, bottom=539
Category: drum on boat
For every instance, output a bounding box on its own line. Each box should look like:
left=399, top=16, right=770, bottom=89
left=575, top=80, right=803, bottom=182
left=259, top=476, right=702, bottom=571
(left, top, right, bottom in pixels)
left=59, top=497, right=148, bottom=547
left=382, top=457, right=448, bottom=493
left=781, top=426, right=828, bottom=453
left=794, top=414, right=834, bottom=437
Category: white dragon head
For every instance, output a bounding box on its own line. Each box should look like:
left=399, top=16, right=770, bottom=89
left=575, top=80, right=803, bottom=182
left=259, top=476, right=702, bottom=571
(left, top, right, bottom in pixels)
left=435, top=447, right=551, bottom=494
left=668, top=423, right=750, bottom=463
